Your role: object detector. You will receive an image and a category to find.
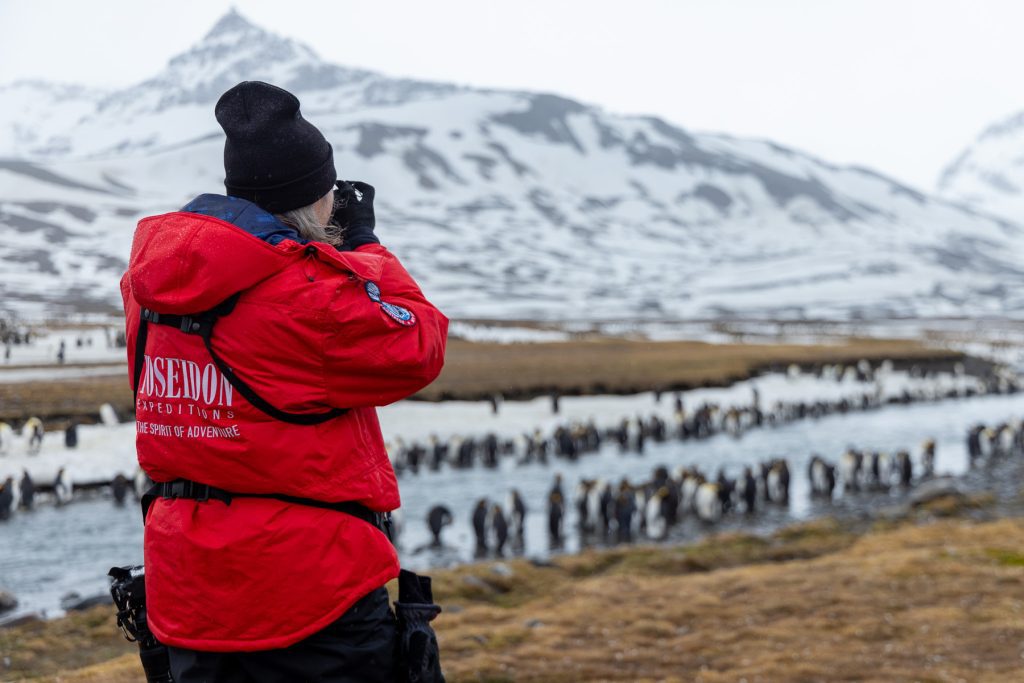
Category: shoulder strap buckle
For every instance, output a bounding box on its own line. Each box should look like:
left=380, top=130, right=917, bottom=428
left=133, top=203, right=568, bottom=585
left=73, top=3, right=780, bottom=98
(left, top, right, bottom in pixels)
left=177, top=314, right=214, bottom=336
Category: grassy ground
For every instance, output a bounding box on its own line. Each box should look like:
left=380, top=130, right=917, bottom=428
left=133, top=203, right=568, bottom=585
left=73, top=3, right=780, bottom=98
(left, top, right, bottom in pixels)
left=0, top=373, right=127, bottom=426
left=424, top=337, right=964, bottom=401
left=4, top=498, right=1021, bottom=682
left=0, top=336, right=963, bottom=423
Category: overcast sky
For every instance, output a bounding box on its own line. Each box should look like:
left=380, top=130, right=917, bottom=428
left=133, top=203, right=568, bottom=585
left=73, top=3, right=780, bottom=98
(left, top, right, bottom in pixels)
left=1, top=0, right=1021, bottom=191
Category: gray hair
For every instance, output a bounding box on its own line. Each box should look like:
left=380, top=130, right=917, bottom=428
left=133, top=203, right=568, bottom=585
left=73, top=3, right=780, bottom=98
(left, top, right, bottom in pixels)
left=275, top=200, right=342, bottom=247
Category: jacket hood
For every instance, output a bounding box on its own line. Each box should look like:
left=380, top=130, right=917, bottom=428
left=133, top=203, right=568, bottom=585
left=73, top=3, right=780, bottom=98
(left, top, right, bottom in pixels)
left=126, top=194, right=382, bottom=314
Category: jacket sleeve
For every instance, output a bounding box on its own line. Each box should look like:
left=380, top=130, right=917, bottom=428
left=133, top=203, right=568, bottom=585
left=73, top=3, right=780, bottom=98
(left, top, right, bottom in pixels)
left=323, top=244, right=448, bottom=408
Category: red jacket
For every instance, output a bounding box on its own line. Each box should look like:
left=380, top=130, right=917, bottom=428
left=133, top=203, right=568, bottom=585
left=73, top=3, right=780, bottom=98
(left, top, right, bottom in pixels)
left=121, top=198, right=447, bottom=651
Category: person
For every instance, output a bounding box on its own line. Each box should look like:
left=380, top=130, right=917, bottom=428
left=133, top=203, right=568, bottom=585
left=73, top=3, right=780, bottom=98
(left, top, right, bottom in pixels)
left=120, top=81, right=448, bottom=682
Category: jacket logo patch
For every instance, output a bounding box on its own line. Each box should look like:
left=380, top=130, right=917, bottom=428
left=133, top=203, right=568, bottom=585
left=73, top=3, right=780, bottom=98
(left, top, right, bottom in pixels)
left=381, top=302, right=417, bottom=326
left=365, top=281, right=382, bottom=303
left=366, top=281, right=417, bottom=326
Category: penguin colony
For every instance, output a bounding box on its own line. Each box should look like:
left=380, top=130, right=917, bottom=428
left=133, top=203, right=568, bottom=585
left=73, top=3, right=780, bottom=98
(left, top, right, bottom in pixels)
left=423, top=428, right=1019, bottom=554
left=0, top=404, right=152, bottom=519
left=388, top=362, right=1012, bottom=476
left=0, top=362, right=1019, bottom=552
left=477, top=414, right=1019, bottom=555
left=411, top=363, right=1020, bottom=556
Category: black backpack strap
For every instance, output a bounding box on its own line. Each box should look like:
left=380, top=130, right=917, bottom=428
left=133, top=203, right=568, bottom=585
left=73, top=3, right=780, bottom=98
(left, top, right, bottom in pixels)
left=136, top=294, right=346, bottom=426
left=131, top=312, right=149, bottom=402
left=198, top=324, right=346, bottom=426
left=141, top=479, right=392, bottom=541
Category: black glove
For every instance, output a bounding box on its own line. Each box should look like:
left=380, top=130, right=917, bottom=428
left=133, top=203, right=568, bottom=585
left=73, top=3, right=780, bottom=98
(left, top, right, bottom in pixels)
left=332, top=180, right=379, bottom=251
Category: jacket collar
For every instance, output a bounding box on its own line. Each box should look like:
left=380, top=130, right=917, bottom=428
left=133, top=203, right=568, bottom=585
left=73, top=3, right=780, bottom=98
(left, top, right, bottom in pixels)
left=182, top=194, right=308, bottom=246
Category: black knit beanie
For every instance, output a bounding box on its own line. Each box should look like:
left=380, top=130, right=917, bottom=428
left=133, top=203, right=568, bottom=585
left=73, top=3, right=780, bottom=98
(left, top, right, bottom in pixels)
left=215, top=81, right=337, bottom=214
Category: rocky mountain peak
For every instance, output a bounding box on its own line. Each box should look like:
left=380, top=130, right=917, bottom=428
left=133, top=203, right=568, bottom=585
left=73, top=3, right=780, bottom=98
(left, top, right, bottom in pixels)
left=92, top=9, right=366, bottom=118
left=166, top=8, right=317, bottom=78
left=203, top=7, right=262, bottom=41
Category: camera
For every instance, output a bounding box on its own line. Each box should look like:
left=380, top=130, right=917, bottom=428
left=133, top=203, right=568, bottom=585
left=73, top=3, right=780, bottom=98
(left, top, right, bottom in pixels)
left=109, top=565, right=174, bottom=683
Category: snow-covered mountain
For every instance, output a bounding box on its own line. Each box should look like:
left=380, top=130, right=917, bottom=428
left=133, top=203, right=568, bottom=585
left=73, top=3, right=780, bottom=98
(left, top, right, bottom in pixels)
left=938, top=111, right=1024, bottom=223
left=3, top=9, right=1023, bottom=321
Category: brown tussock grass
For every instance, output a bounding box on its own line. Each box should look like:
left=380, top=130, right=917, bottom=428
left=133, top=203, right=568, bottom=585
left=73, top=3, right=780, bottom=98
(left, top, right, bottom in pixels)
left=424, top=337, right=961, bottom=401
left=0, top=374, right=132, bottom=426
left=433, top=518, right=1024, bottom=683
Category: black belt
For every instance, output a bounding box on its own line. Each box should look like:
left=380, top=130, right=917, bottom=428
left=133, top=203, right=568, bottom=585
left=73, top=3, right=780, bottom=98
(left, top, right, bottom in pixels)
left=142, top=479, right=392, bottom=539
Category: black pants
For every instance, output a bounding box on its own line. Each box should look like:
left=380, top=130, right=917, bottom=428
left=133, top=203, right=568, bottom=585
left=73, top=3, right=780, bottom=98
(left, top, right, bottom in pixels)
left=168, top=587, right=396, bottom=683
